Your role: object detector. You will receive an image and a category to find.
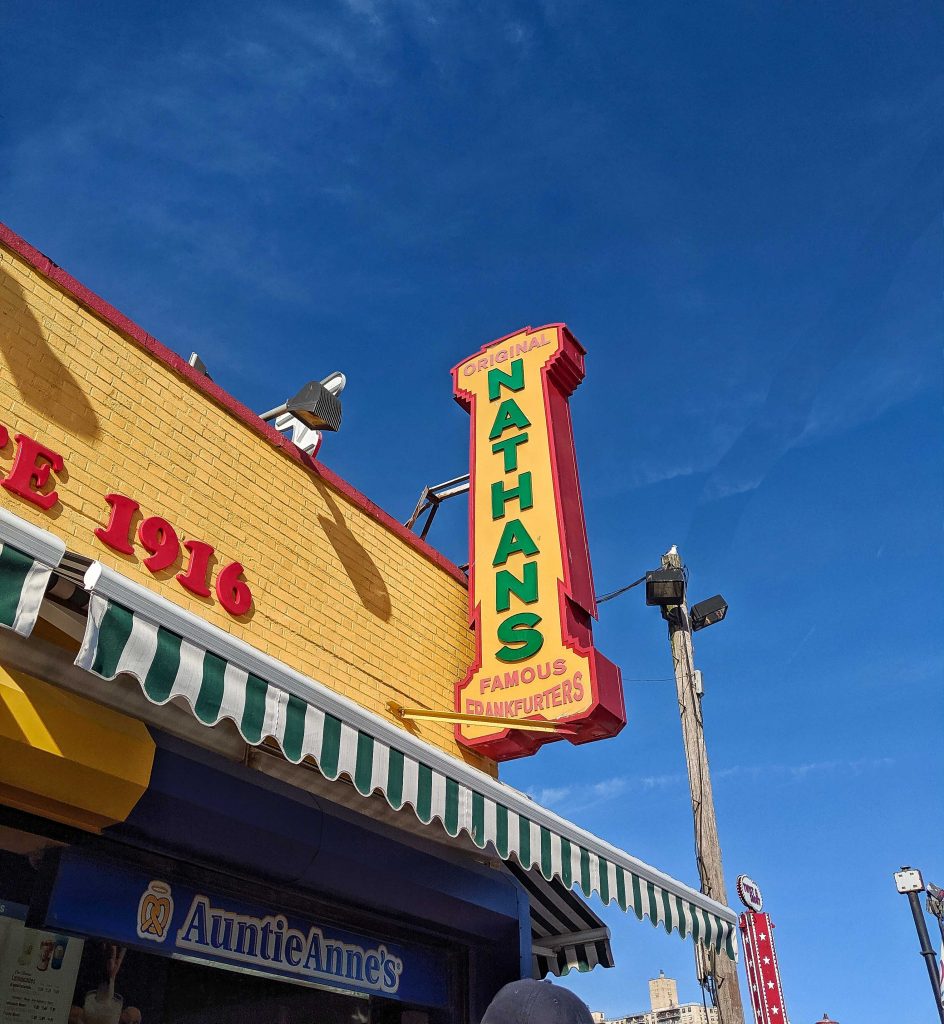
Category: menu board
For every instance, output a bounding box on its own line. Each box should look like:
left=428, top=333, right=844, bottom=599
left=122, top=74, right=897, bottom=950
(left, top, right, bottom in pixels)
left=0, top=900, right=84, bottom=1023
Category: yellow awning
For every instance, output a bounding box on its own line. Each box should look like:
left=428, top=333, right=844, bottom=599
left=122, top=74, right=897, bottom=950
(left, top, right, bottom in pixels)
left=0, top=662, right=154, bottom=831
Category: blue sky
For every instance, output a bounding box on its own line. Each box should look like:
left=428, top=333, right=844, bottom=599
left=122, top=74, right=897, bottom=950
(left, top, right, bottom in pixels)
left=2, top=2, right=941, bottom=1020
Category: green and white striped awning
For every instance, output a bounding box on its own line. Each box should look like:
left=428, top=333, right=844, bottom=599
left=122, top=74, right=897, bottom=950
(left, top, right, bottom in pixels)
left=507, top=861, right=615, bottom=978
left=0, top=508, right=66, bottom=636
left=75, top=561, right=738, bottom=961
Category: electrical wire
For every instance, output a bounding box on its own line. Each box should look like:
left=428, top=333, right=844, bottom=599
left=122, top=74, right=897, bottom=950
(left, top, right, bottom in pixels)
left=595, top=575, right=646, bottom=603
left=700, top=969, right=711, bottom=1020
left=595, top=561, right=688, bottom=604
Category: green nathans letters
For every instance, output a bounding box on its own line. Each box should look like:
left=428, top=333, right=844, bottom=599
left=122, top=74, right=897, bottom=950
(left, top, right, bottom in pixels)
left=491, top=472, right=533, bottom=519
left=487, top=358, right=525, bottom=401
left=496, top=612, right=544, bottom=663
left=489, top=399, right=530, bottom=440
left=491, top=433, right=528, bottom=472
left=492, top=519, right=539, bottom=566
left=495, top=561, right=538, bottom=613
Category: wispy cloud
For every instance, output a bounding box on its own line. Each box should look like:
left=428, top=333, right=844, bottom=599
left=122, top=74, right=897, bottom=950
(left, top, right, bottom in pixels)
left=715, top=757, right=895, bottom=783
left=685, top=130, right=943, bottom=555
left=529, top=758, right=895, bottom=813
left=530, top=785, right=576, bottom=806
left=607, top=416, right=752, bottom=494
left=784, top=624, right=817, bottom=666
left=2, top=0, right=545, bottom=319
left=795, top=348, right=932, bottom=448
left=701, top=471, right=765, bottom=502
left=529, top=771, right=685, bottom=812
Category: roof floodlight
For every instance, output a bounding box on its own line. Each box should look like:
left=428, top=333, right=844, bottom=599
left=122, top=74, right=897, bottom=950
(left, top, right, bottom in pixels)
left=645, top=567, right=686, bottom=606
left=260, top=372, right=346, bottom=433
left=690, top=595, right=728, bottom=631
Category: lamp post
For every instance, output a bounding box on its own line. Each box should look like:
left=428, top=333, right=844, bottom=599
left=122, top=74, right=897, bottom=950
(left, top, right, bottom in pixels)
left=893, top=867, right=944, bottom=1022
left=650, top=546, right=744, bottom=1024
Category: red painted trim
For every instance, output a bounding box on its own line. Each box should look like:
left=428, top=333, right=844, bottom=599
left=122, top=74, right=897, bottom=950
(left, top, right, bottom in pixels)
left=0, top=221, right=467, bottom=585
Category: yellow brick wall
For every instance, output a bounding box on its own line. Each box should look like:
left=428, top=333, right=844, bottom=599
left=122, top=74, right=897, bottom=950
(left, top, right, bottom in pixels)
left=0, top=242, right=492, bottom=773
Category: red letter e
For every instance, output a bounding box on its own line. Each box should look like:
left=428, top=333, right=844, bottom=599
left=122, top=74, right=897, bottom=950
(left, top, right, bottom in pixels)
left=2, top=434, right=65, bottom=510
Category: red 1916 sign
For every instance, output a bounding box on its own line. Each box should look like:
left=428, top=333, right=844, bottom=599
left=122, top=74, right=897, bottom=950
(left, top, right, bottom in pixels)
left=96, top=493, right=252, bottom=616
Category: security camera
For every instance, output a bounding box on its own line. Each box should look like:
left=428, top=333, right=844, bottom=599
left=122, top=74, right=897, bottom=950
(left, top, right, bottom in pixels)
left=894, top=867, right=924, bottom=894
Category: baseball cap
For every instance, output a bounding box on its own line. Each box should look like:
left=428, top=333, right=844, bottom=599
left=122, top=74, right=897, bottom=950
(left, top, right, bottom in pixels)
left=481, top=979, right=594, bottom=1024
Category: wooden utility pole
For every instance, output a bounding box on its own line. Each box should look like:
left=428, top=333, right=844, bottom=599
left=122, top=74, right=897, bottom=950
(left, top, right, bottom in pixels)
left=661, top=546, right=745, bottom=1024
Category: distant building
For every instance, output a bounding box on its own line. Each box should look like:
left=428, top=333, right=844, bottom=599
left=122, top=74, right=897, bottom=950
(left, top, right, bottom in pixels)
left=649, top=970, right=679, bottom=1011
left=597, top=972, right=719, bottom=1024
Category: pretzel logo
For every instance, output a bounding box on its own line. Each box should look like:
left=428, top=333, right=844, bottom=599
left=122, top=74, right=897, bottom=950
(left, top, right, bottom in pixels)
left=136, top=880, right=173, bottom=942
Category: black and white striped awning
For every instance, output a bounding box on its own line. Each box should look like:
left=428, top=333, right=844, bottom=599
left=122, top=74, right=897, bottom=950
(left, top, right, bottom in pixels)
left=509, top=862, right=615, bottom=978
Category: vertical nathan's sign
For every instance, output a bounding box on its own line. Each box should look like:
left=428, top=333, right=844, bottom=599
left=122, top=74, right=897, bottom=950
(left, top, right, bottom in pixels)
left=452, top=324, right=625, bottom=760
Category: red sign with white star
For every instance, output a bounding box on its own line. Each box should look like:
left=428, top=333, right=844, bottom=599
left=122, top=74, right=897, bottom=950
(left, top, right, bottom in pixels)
left=740, top=911, right=789, bottom=1024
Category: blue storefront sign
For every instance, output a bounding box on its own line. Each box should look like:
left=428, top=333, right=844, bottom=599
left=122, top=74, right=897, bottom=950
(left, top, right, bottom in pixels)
left=42, top=849, right=449, bottom=1007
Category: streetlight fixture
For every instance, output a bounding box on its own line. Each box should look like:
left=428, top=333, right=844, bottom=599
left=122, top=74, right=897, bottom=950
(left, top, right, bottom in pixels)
left=690, top=595, right=728, bottom=632
left=893, top=866, right=944, bottom=1022
left=645, top=566, right=686, bottom=606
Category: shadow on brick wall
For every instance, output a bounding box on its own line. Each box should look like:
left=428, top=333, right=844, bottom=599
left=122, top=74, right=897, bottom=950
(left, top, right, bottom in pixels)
left=313, top=475, right=392, bottom=622
left=0, top=261, right=101, bottom=440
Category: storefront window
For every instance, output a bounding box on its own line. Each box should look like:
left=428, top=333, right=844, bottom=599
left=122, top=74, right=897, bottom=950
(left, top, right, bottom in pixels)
left=0, top=843, right=454, bottom=1024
